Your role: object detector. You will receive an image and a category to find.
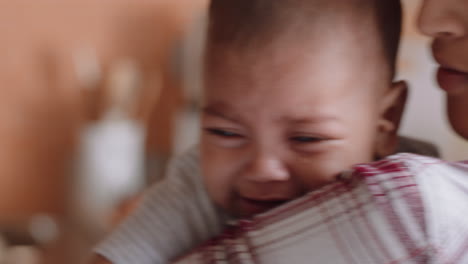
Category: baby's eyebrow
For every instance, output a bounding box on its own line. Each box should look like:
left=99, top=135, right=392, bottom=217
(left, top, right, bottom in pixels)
left=202, top=104, right=240, bottom=123
left=277, top=115, right=339, bottom=125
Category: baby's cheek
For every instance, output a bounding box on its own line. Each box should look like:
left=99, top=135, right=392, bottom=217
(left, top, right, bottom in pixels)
left=202, top=144, right=249, bottom=201
left=201, top=155, right=237, bottom=209
left=293, top=155, right=353, bottom=191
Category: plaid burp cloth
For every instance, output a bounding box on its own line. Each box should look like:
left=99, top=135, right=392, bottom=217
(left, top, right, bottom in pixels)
left=173, top=154, right=468, bottom=264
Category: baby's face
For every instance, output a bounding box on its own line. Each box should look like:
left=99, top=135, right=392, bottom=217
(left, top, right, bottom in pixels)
left=201, top=35, right=391, bottom=218
left=418, top=0, right=468, bottom=139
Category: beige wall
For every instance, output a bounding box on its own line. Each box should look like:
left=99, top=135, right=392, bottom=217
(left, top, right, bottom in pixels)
left=0, top=0, right=207, bottom=220
left=0, top=2, right=206, bottom=263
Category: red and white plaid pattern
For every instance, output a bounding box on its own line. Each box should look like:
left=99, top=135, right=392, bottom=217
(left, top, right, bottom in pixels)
left=173, top=154, right=468, bottom=264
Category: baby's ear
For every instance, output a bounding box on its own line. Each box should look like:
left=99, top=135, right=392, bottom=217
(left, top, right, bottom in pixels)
left=375, top=81, right=408, bottom=158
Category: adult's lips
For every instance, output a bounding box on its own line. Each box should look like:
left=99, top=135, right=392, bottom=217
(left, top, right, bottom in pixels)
left=437, top=66, right=468, bottom=94
left=432, top=49, right=468, bottom=94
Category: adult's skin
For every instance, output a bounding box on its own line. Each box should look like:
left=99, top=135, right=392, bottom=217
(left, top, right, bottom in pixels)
left=418, top=0, right=468, bottom=139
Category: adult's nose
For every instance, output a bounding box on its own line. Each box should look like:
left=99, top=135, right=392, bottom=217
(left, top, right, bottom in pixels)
left=417, top=0, right=466, bottom=39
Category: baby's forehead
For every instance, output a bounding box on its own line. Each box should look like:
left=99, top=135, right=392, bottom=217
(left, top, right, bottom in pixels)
left=205, top=49, right=385, bottom=106
left=206, top=35, right=390, bottom=89
left=207, top=15, right=389, bottom=71
left=203, top=48, right=391, bottom=123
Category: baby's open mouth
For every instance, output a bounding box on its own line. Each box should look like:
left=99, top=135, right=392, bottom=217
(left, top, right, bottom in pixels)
left=239, top=197, right=290, bottom=217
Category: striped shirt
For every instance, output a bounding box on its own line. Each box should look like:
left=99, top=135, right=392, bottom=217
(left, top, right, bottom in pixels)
left=173, top=154, right=468, bottom=264
left=95, top=147, right=227, bottom=264
left=95, top=137, right=440, bottom=264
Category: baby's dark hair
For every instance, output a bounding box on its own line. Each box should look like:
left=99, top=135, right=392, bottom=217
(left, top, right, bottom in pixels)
left=207, top=0, right=402, bottom=77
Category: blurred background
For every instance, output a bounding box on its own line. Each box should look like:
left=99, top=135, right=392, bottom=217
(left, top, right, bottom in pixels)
left=0, top=0, right=467, bottom=263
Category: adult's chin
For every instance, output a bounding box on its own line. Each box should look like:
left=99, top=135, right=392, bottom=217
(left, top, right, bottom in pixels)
left=447, top=95, right=468, bottom=140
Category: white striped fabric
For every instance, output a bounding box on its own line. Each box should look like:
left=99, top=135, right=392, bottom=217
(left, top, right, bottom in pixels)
left=173, top=154, right=468, bottom=264
left=94, top=146, right=227, bottom=264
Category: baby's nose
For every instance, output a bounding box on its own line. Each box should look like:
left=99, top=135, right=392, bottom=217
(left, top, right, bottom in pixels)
left=244, top=155, right=290, bottom=183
